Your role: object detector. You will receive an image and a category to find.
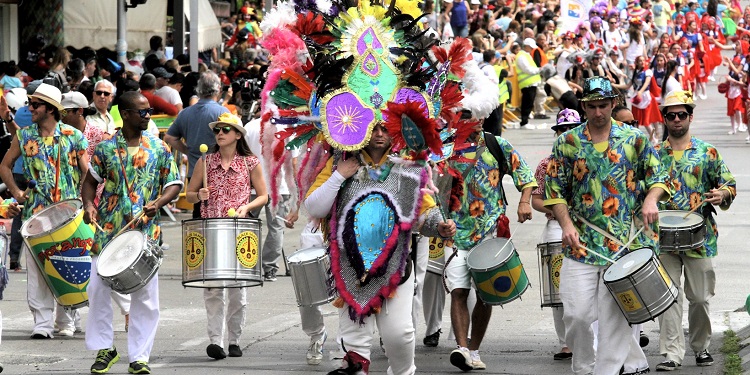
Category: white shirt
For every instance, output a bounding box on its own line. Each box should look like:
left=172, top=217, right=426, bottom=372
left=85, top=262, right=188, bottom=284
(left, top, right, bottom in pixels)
left=155, top=86, right=183, bottom=107
left=86, top=111, right=116, bottom=134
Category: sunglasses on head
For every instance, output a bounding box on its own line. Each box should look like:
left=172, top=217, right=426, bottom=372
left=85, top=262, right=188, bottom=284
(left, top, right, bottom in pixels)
left=95, top=90, right=112, bottom=97
left=664, top=111, right=690, bottom=121
left=122, top=108, right=154, bottom=118
left=213, top=126, right=235, bottom=134
left=29, top=101, right=46, bottom=109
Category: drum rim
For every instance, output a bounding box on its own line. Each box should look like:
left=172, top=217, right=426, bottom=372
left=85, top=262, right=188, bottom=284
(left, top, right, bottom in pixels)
left=287, top=246, right=328, bottom=263
left=96, top=230, right=148, bottom=276
left=603, top=248, right=655, bottom=282
left=182, top=217, right=263, bottom=225
left=466, top=238, right=517, bottom=271
left=658, top=209, right=704, bottom=227
left=182, top=279, right=263, bottom=288
left=21, top=199, right=84, bottom=239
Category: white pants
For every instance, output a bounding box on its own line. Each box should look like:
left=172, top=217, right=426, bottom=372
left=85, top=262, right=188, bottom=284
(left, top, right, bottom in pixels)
left=112, top=292, right=131, bottom=316
left=338, top=272, right=416, bottom=375
left=560, top=258, right=647, bottom=375
left=204, top=287, right=247, bottom=346
left=658, top=254, right=715, bottom=364
left=26, top=246, right=77, bottom=336
left=534, top=84, right=548, bottom=116
left=85, top=257, right=160, bottom=362
left=412, top=237, right=446, bottom=336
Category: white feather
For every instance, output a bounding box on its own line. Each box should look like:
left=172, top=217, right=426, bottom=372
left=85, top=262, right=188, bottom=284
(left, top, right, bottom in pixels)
left=315, top=0, right=333, bottom=14
left=460, top=60, right=500, bottom=119
left=260, top=1, right=297, bottom=35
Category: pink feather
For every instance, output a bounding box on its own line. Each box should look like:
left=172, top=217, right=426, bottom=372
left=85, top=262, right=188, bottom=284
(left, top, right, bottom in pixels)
left=261, top=69, right=283, bottom=111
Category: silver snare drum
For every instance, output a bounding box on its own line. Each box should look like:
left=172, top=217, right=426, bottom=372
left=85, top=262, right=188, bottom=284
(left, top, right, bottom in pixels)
left=182, top=218, right=263, bottom=288
left=603, top=248, right=679, bottom=324
left=538, top=242, right=563, bottom=308
left=658, top=210, right=706, bottom=251
left=97, top=230, right=162, bottom=294
left=287, top=246, right=336, bottom=307
left=426, top=237, right=447, bottom=275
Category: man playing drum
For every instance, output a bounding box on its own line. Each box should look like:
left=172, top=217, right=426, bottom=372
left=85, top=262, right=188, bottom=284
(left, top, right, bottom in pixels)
left=445, top=119, right=537, bottom=371
left=654, top=91, right=736, bottom=371
left=0, top=83, right=89, bottom=339
left=544, top=77, right=670, bottom=375
left=82, top=92, right=182, bottom=374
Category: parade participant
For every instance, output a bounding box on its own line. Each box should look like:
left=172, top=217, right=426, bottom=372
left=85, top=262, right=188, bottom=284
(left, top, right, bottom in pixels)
left=82, top=91, right=182, bottom=374
left=544, top=77, right=670, bottom=375
left=655, top=91, right=736, bottom=371
left=445, top=120, right=537, bottom=371
left=629, top=55, right=661, bottom=143
left=185, top=113, right=268, bottom=360
left=0, top=83, right=89, bottom=339
left=531, top=109, right=579, bottom=361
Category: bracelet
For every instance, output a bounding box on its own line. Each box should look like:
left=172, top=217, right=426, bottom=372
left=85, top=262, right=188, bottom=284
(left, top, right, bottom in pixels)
left=519, top=201, right=530, bottom=204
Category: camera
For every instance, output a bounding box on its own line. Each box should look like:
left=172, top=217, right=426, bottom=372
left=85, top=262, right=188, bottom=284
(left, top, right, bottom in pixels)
left=231, top=78, right=263, bottom=102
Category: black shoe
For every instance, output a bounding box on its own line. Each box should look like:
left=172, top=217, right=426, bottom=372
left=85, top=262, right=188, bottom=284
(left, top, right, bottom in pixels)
left=655, top=360, right=680, bottom=371
left=622, top=368, right=651, bottom=375
left=9, top=261, right=19, bottom=270
left=264, top=269, right=277, bottom=282
left=206, top=343, right=227, bottom=359
left=553, top=351, right=572, bottom=360
left=639, top=331, right=649, bottom=348
left=30, top=332, right=51, bottom=339
left=535, top=114, right=550, bottom=119
left=423, top=329, right=441, bottom=347
left=128, top=361, right=150, bottom=374
left=91, top=348, right=120, bottom=374
left=228, top=344, right=243, bottom=357
left=695, top=349, right=713, bottom=366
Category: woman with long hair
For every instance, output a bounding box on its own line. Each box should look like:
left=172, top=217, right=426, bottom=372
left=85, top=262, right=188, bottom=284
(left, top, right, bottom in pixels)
left=662, top=60, right=682, bottom=99
left=186, top=113, right=268, bottom=360
left=628, top=55, right=660, bottom=143
left=623, top=18, right=648, bottom=67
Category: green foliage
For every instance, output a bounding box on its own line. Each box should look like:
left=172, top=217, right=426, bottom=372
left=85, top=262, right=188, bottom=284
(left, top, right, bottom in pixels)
left=720, top=330, right=744, bottom=375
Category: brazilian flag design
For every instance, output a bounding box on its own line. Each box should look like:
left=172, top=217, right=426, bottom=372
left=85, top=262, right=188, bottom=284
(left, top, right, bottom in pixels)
left=474, top=255, right=529, bottom=305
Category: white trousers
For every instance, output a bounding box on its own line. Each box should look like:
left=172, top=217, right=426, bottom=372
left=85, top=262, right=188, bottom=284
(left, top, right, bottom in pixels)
left=25, top=246, right=76, bottom=335
left=338, top=272, right=416, bottom=375
left=560, top=258, right=647, bottom=375
left=534, top=84, right=548, bottom=116
left=412, top=237, right=446, bottom=337
left=85, top=257, right=160, bottom=362
left=204, top=287, right=247, bottom=346
left=658, top=254, right=715, bottom=364
left=112, top=292, right=131, bottom=316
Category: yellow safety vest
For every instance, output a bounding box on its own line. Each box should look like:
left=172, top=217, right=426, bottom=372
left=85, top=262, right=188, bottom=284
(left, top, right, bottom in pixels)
left=515, top=51, right=541, bottom=89
left=498, top=78, right=510, bottom=104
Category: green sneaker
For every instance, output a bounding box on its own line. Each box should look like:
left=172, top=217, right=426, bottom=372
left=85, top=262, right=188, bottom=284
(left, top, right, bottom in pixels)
left=91, top=348, right=120, bottom=374
left=128, top=361, right=151, bottom=374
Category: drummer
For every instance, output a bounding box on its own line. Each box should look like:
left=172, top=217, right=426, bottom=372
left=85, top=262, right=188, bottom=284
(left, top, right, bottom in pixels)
left=531, top=108, right=580, bottom=361
left=185, top=113, right=268, bottom=360
left=0, top=83, right=89, bottom=340
left=82, top=91, right=182, bottom=374
left=654, top=91, right=736, bottom=371
left=544, top=77, right=669, bottom=375
left=444, top=117, right=536, bottom=371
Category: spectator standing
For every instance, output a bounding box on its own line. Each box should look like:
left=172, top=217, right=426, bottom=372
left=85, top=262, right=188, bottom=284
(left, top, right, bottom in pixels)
left=139, top=74, right=178, bottom=116
left=515, top=38, right=542, bottom=129
left=446, top=0, right=471, bottom=38
left=153, top=68, right=184, bottom=112
left=86, top=79, right=116, bottom=134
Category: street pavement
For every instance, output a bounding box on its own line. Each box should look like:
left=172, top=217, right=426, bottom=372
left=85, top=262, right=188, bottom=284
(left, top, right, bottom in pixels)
left=1, top=78, right=749, bottom=374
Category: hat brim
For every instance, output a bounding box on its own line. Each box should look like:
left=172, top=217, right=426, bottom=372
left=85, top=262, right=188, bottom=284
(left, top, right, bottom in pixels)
left=552, top=122, right=579, bottom=131
left=579, top=93, right=618, bottom=102
left=658, top=101, right=697, bottom=111
left=29, top=94, right=64, bottom=111
left=209, top=121, right=247, bottom=136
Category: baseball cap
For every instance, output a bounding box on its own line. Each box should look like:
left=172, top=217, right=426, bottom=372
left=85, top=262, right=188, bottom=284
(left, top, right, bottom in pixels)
left=152, top=66, right=174, bottom=79
left=523, top=38, right=537, bottom=49
left=61, top=91, right=89, bottom=109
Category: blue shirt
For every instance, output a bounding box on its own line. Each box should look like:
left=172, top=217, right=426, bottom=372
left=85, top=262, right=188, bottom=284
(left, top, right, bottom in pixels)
left=166, top=98, right=228, bottom=177
left=450, top=0, right=468, bottom=28
left=12, top=106, right=33, bottom=174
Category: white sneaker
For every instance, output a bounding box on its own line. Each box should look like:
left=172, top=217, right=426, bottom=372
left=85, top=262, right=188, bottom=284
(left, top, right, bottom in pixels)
left=57, top=328, right=74, bottom=337
left=699, top=94, right=707, bottom=100
left=728, top=130, right=737, bottom=135
left=740, top=125, right=748, bottom=132
left=709, top=76, right=716, bottom=81
left=470, top=350, right=486, bottom=370
left=520, top=124, right=536, bottom=130
left=306, top=332, right=326, bottom=365
left=450, top=347, right=474, bottom=371
left=745, top=136, right=749, bottom=141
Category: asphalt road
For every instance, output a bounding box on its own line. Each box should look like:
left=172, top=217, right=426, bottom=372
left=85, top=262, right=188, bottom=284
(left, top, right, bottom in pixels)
left=1, top=78, right=748, bottom=375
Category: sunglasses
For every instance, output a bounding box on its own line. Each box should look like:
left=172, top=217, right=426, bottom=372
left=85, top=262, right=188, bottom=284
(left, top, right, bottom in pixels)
left=213, top=126, right=235, bottom=134
left=664, top=111, right=690, bottom=121
left=29, top=101, right=46, bottom=109
left=122, top=108, right=154, bottom=118
left=95, top=90, right=112, bottom=97
left=623, top=120, right=639, bottom=127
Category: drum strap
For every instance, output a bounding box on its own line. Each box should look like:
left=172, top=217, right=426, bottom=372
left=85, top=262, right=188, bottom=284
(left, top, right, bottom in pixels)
left=483, top=133, right=508, bottom=205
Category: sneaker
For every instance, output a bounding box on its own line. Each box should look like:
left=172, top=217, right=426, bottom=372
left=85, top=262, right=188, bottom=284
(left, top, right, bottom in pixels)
left=470, top=350, right=486, bottom=370
left=206, top=343, right=227, bottom=360
left=58, top=328, right=75, bottom=337
left=90, top=348, right=120, bottom=374
left=655, top=360, right=681, bottom=371
left=128, top=361, right=150, bottom=374
left=9, top=261, right=20, bottom=271
left=699, top=94, right=707, bottom=100
left=695, top=349, right=714, bottom=366
left=728, top=130, right=737, bottom=135
left=423, top=329, right=441, bottom=347
left=306, top=332, right=326, bottom=365
left=740, top=125, right=749, bottom=132
left=520, top=124, right=536, bottom=130
left=264, top=269, right=277, bottom=282
left=622, top=368, right=651, bottom=375
left=534, top=114, right=550, bottom=119
left=228, top=344, right=242, bottom=357
left=639, top=331, right=649, bottom=348
left=449, top=347, right=474, bottom=372
left=30, top=332, right=51, bottom=339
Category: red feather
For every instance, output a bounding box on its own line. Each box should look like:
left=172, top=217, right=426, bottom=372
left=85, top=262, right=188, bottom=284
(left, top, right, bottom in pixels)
left=452, top=119, right=481, bottom=145
left=440, top=81, right=464, bottom=123
left=382, top=101, right=442, bottom=157
left=281, top=70, right=314, bottom=100
left=294, top=12, right=336, bottom=44
left=446, top=38, right=472, bottom=77
left=431, top=45, right=448, bottom=63
left=447, top=167, right=465, bottom=212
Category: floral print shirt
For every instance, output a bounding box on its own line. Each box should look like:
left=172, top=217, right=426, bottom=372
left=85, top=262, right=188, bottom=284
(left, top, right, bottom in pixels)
left=200, top=152, right=259, bottom=218
left=89, top=130, right=182, bottom=253
left=544, top=120, right=670, bottom=266
left=656, top=137, right=736, bottom=258
left=17, top=122, right=88, bottom=220
left=450, top=133, right=537, bottom=250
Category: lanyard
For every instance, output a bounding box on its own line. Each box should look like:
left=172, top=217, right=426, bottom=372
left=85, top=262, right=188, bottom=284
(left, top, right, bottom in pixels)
left=36, top=125, right=62, bottom=203
left=115, top=130, right=139, bottom=197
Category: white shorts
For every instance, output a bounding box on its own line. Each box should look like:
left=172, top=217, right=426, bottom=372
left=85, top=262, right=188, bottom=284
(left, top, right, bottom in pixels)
left=444, top=249, right=472, bottom=292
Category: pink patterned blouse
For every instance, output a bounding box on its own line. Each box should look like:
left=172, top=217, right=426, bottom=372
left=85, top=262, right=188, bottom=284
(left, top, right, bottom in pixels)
left=200, top=152, right=259, bottom=218
left=532, top=156, right=554, bottom=221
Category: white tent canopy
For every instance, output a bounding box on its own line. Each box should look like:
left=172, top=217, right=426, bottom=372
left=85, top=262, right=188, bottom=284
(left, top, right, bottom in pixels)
left=63, top=0, right=222, bottom=52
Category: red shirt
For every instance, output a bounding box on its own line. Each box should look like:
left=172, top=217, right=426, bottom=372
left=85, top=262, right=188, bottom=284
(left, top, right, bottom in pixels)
left=141, top=90, right=178, bottom=116
left=200, top=152, right=259, bottom=218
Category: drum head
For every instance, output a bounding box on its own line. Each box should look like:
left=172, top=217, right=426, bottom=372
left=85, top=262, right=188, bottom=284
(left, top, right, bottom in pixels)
left=288, top=246, right=327, bottom=263
left=659, top=210, right=703, bottom=227
left=97, top=231, right=146, bottom=277
left=466, top=238, right=516, bottom=271
left=22, top=200, right=82, bottom=237
left=603, top=248, right=654, bottom=282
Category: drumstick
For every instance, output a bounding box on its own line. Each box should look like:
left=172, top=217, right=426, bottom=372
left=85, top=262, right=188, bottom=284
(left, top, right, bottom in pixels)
left=493, top=223, right=522, bottom=258
left=579, top=246, right=616, bottom=264
left=93, top=221, right=105, bottom=232
left=682, top=179, right=734, bottom=219
left=611, top=226, right=644, bottom=259
left=200, top=144, right=209, bottom=190
left=115, top=212, right=145, bottom=237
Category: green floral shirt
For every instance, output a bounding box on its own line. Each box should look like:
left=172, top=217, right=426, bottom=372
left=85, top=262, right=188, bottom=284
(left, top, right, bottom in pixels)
left=89, top=130, right=182, bottom=253
left=18, top=122, right=88, bottom=220
left=656, top=137, right=736, bottom=258
left=450, top=134, right=536, bottom=250
left=544, top=120, right=670, bottom=266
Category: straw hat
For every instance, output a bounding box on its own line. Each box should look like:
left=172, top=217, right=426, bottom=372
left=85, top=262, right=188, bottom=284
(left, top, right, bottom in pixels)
left=29, top=83, right=64, bottom=111
left=208, top=113, right=246, bottom=136
left=659, top=90, right=696, bottom=111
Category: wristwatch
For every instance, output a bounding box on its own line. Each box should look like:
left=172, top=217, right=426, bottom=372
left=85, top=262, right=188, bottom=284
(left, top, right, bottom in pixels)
left=2, top=112, right=13, bottom=123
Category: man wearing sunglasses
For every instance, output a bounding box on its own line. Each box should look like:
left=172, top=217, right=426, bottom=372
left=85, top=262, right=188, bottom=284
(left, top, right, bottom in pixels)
left=86, top=79, right=116, bottom=134
left=653, top=91, right=736, bottom=372
left=0, top=83, right=90, bottom=340
left=81, top=91, right=182, bottom=374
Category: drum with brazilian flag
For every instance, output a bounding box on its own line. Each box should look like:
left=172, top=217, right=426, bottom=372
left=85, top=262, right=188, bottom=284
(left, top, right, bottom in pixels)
left=466, top=238, right=529, bottom=305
